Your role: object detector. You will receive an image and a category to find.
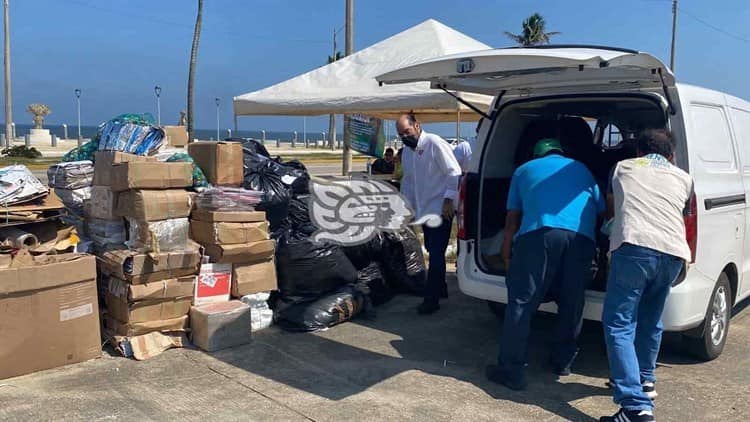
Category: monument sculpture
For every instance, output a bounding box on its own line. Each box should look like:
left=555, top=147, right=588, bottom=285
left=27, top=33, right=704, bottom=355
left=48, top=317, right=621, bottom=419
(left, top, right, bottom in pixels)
left=179, top=110, right=187, bottom=126
left=26, top=103, right=53, bottom=144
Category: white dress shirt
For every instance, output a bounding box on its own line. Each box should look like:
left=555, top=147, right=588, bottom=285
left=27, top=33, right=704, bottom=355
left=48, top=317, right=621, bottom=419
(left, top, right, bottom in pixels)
left=400, top=131, right=462, bottom=220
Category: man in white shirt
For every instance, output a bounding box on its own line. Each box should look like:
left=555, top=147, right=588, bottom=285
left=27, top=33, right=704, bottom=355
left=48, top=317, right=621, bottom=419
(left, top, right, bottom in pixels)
left=397, top=113, right=462, bottom=314
left=452, top=137, right=475, bottom=174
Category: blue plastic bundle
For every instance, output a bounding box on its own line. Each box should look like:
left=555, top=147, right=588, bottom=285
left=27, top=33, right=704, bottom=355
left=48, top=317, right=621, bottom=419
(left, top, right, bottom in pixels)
left=96, top=113, right=164, bottom=155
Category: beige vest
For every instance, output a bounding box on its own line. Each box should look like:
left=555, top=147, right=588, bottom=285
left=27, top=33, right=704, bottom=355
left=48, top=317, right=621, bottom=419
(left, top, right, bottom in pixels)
left=610, top=155, right=694, bottom=261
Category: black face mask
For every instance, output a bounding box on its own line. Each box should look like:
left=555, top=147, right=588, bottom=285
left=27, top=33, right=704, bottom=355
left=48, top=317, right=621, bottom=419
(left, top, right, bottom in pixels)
left=401, top=135, right=419, bottom=149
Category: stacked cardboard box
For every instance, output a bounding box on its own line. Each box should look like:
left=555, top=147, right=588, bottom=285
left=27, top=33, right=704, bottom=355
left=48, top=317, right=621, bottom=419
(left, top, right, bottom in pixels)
left=0, top=253, right=100, bottom=380
left=99, top=245, right=201, bottom=341
left=187, top=141, right=244, bottom=187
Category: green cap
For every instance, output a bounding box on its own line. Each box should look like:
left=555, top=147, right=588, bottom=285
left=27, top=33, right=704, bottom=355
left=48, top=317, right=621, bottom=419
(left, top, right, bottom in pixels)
left=533, top=138, right=564, bottom=158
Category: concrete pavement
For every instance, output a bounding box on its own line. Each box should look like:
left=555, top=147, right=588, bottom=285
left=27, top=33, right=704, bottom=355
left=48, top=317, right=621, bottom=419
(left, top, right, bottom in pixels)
left=1, top=272, right=748, bottom=421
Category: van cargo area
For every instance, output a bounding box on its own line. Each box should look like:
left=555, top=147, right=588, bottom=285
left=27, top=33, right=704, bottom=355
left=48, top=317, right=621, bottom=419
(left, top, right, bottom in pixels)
left=475, top=94, right=669, bottom=291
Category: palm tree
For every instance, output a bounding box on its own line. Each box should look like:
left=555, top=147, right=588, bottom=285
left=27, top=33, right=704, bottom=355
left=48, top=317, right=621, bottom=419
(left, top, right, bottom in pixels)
left=504, top=13, right=560, bottom=46
left=187, top=0, right=203, bottom=143
left=326, top=51, right=342, bottom=150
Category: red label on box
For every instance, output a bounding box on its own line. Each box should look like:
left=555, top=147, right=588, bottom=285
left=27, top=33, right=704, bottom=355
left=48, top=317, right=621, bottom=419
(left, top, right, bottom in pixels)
left=194, top=263, right=231, bottom=306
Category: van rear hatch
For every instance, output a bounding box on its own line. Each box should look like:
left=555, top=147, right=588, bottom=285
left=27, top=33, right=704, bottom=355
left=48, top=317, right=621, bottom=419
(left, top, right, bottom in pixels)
left=376, top=46, right=675, bottom=96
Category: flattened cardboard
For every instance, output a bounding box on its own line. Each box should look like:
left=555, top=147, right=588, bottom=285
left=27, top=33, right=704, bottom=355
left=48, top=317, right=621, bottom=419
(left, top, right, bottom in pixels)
left=232, top=259, right=278, bottom=297
left=190, top=301, right=251, bottom=352
left=0, top=254, right=96, bottom=295
left=163, top=126, right=188, bottom=147
left=105, top=294, right=192, bottom=323
left=108, top=162, right=193, bottom=192
left=93, top=151, right=157, bottom=187
left=117, top=189, right=193, bottom=221
left=107, top=276, right=195, bottom=301
left=0, top=255, right=100, bottom=380
left=190, top=209, right=266, bottom=223
left=191, top=220, right=269, bottom=245
left=187, top=141, right=243, bottom=186
left=103, top=314, right=188, bottom=337
left=98, top=247, right=201, bottom=285
left=203, top=240, right=275, bottom=264
left=87, top=186, right=119, bottom=220
left=194, top=263, right=231, bottom=306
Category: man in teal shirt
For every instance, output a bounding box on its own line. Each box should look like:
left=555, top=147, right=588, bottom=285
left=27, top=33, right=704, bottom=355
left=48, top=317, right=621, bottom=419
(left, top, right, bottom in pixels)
left=486, top=138, right=605, bottom=390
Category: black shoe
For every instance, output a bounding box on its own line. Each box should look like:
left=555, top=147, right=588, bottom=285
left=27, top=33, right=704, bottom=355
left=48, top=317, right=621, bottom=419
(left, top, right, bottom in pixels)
left=417, top=301, right=440, bottom=315
left=606, top=379, right=658, bottom=400
left=600, top=408, right=654, bottom=422
left=553, top=364, right=572, bottom=376
left=485, top=364, right=527, bottom=391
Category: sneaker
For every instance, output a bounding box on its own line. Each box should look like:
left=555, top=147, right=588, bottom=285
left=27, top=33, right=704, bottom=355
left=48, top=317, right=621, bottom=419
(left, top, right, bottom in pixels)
left=553, top=364, right=572, bottom=376
left=599, top=408, right=654, bottom=422
left=417, top=301, right=440, bottom=315
left=606, top=379, right=658, bottom=400
left=641, top=381, right=658, bottom=399
left=485, top=364, right=527, bottom=391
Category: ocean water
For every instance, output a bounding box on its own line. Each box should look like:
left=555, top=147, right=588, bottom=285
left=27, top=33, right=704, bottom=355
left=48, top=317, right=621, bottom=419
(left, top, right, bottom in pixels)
left=1, top=123, right=307, bottom=142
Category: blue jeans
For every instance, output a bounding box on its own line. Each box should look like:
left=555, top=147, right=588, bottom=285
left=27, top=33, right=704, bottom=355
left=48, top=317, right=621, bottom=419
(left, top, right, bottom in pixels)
left=423, top=216, right=453, bottom=305
left=603, top=243, right=684, bottom=411
left=498, top=228, right=595, bottom=381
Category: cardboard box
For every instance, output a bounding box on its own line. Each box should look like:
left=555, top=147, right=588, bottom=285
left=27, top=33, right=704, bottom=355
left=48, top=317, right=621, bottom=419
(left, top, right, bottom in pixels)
left=0, top=254, right=100, bottom=380
left=188, top=141, right=243, bottom=186
left=105, top=294, right=192, bottom=323
left=126, top=217, right=190, bottom=253
left=108, top=161, right=193, bottom=192
left=203, top=239, right=275, bottom=264
left=163, top=125, right=188, bottom=147
left=190, top=301, right=251, bottom=352
left=117, top=189, right=193, bottom=221
left=232, top=260, right=277, bottom=297
left=93, top=151, right=157, bottom=187
left=108, top=275, right=195, bottom=301
left=87, top=186, right=119, bottom=220
left=191, top=220, right=269, bottom=245
left=103, top=314, right=188, bottom=337
left=191, top=209, right=266, bottom=223
left=194, top=263, right=231, bottom=306
left=98, top=247, right=201, bottom=284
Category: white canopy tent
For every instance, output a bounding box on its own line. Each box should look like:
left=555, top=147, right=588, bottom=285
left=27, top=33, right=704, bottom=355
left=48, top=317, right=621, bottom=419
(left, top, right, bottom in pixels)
left=232, top=19, right=494, bottom=123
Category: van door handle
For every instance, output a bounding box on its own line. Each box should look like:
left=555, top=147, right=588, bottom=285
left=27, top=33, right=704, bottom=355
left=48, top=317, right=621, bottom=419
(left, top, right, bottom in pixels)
left=735, top=213, right=744, bottom=239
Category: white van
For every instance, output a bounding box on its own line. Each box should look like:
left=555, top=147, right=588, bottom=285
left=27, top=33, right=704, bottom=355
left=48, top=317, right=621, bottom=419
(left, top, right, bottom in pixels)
left=378, top=46, right=750, bottom=360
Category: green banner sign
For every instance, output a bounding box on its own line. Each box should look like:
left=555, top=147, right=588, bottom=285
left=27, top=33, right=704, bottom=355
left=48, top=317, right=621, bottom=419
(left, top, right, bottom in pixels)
left=346, top=113, right=385, bottom=158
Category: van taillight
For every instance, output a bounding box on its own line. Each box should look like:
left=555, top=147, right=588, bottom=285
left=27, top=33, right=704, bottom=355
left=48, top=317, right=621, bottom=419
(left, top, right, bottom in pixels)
left=457, top=177, right=467, bottom=240
left=685, top=194, right=697, bottom=263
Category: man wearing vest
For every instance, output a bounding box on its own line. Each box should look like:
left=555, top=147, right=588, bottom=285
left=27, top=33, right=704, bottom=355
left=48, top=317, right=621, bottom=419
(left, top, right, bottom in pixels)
left=600, top=129, right=693, bottom=422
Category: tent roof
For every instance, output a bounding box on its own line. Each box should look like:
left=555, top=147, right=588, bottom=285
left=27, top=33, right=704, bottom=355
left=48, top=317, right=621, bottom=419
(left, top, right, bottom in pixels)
left=233, top=19, right=494, bottom=122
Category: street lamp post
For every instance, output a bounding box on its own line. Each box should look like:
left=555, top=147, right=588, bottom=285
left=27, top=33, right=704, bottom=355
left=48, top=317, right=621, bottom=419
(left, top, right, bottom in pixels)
left=154, top=85, right=162, bottom=126
left=75, top=88, right=82, bottom=146
left=215, top=97, right=220, bottom=141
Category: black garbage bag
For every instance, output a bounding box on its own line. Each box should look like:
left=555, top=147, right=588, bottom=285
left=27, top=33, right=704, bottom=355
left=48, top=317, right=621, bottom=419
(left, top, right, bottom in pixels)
left=274, top=283, right=368, bottom=332
left=357, top=262, right=392, bottom=306
left=288, top=195, right=316, bottom=236
left=244, top=160, right=291, bottom=230
left=275, top=233, right=358, bottom=301
left=381, top=228, right=427, bottom=295
left=343, top=233, right=384, bottom=270
left=238, top=138, right=271, bottom=158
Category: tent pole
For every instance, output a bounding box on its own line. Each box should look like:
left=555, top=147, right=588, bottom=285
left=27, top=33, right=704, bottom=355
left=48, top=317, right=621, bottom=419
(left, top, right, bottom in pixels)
left=456, top=103, right=461, bottom=141
left=233, top=113, right=238, bottom=134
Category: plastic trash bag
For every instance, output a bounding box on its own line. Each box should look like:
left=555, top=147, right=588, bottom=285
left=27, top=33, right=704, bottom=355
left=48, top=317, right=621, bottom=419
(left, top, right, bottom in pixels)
left=287, top=194, right=316, bottom=236
left=238, top=138, right=271, bottom=158
left=381, top=228, right=427, bottom=295
left=63, top=141, right=98, bottom=162
left=165, top=152, right=209, bottom=189
left=343, top=233, right=384, bottom=270
left=357, top=262, right=392, bottom=306
left=244, top=160, right=291, bottom=230
left=273, top=283, right=368, bottom=332
left=275, top=232, right=358, bottom=301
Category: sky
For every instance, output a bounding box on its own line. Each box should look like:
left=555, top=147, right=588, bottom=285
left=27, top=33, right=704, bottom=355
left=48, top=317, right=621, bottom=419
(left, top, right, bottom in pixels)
left=3, top=0, right=749, bottom=134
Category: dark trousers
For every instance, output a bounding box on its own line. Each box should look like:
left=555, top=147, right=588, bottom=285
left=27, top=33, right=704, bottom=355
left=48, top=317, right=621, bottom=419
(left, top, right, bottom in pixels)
left=423, top=216, right=453, bottom=305
left=498, top=227, right=595, bottom=381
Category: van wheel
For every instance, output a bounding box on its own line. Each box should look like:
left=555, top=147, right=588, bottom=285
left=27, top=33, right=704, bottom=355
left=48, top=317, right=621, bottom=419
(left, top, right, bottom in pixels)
left=684, top=273, right=732, bottom=361
left=487, top=300, right=505, bottom=318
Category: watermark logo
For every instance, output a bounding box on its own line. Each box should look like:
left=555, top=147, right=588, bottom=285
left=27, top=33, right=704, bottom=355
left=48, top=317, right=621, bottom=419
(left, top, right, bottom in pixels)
left=308, top=178, right=441, bottom=246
